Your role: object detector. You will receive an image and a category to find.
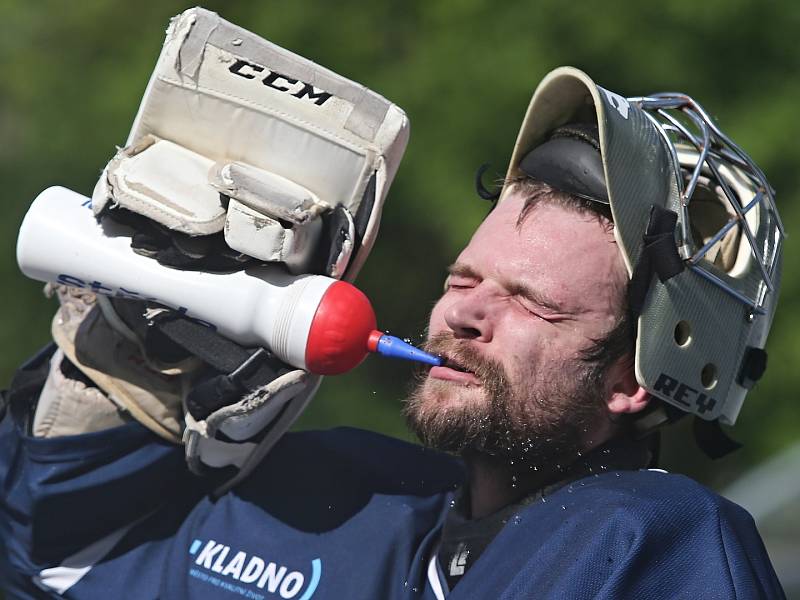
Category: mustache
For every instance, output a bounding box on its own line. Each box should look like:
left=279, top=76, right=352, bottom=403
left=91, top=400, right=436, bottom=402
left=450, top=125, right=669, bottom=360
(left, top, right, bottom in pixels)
left=423, top=332, right=507, bottom=386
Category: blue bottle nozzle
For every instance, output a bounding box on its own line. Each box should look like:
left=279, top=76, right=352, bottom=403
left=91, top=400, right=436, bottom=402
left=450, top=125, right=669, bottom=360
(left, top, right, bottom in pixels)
left=366, top=331, right=443, bottom=366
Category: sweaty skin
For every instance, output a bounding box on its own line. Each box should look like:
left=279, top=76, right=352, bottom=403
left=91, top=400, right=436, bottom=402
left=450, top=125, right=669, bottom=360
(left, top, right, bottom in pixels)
left=414, top=191, right=648, bottom=517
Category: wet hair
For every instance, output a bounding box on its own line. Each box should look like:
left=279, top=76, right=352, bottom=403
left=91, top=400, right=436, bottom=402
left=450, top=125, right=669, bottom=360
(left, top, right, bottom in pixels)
left=508, top=175, right=614, bottom=230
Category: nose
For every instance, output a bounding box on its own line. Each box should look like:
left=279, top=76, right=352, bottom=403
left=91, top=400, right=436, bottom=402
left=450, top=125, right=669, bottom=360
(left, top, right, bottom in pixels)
left=443, top=290, right=493, bottom=342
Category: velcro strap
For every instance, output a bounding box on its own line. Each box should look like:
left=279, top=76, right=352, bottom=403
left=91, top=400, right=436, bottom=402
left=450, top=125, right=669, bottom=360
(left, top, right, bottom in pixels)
left=185, top=349, right=279, bottom=420
left=628, top=205, right=684, bottom=317
left=692, top=417, right=742, bottom=459
left=151, top=312, right=269, bottom=372
left=148, top=313, right=286, bottom=420
left=738, top=347, right=768, bottom=389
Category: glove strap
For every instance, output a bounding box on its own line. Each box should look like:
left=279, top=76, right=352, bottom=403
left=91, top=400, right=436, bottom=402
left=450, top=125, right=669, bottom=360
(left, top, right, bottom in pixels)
left=148, top=312, right=285, bottom=420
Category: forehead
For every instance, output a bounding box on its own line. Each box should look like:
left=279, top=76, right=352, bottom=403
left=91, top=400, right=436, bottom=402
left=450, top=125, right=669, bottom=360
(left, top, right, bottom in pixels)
left=458, top=193, right=626, bottom=313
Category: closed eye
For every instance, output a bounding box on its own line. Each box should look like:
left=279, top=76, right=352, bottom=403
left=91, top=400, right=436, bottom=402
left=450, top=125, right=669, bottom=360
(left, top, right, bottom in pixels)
left=447, top=278, right=476, bottom=290
left=446, top=263, right=481, bottom=291
left=444, top=272, right=479, bottom=292
left=513, top=295, right=574, bottom=323
left=515, top=297, right=548, bottom=319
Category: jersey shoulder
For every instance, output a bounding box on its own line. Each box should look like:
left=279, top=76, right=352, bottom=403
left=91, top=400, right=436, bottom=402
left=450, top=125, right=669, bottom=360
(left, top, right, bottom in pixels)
left=461, top=470, right=784, bottom=599
left=572, top=469, right=751, bottom=523
left=550, top=468, right=769, bottom=564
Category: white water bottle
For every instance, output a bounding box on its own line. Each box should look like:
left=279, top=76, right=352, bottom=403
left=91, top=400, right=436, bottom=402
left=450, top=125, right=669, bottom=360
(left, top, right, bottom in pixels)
left=16, top=187, right=379, bottom=374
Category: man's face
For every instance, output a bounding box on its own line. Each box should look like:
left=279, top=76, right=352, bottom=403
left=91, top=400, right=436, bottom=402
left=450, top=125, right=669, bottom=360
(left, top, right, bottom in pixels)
left=405, top=191, right=629, bottom=466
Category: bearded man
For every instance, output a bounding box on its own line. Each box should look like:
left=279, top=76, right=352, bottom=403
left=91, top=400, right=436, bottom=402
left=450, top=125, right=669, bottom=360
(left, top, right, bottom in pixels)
left=402, top=66, right=786, bottom=596
left=396, top=68, right=783, bottom=598
left=407, top=179, right=645, bottom=510
left=0, top=9, right=786, bottom=597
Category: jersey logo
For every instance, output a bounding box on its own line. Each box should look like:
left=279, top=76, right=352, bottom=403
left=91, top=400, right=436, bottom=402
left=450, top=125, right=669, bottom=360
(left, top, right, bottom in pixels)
left=448, top=542, right=469, bottom=577
left=189, top=539, right=321, bottom=599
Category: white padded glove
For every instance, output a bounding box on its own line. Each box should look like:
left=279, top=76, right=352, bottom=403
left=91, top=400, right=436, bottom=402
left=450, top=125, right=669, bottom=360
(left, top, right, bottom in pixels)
left=92, top=7, right=409, bottom=279
left=31, top=8, right=410, bottom=486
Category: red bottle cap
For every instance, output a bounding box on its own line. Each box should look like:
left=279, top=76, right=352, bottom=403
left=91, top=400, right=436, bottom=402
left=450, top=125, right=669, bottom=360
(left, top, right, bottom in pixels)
left=366, top=330, right=384, bottom=352
left=305, top=280, right=377, bottom=375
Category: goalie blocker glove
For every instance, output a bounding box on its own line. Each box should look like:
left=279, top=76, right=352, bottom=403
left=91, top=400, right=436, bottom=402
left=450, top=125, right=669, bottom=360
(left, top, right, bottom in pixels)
left=25, top=7, right=409, bottom=488
left=93, top=7, right=408, bottom=281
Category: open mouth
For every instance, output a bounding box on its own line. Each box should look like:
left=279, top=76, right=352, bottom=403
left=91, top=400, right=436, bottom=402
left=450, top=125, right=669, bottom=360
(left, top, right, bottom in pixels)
left=427, top=352, right=482, bottom=385
left=442, top=355, right=474, bottom=374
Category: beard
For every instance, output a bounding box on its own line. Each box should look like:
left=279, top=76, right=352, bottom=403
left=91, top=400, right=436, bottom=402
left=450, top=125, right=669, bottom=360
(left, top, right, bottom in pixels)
left=403, top=332, right=610, bottom=469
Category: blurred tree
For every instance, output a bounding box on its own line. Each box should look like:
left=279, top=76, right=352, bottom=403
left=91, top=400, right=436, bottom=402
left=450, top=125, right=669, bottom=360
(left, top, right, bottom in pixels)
left=1, top=0, right=798, bottom=496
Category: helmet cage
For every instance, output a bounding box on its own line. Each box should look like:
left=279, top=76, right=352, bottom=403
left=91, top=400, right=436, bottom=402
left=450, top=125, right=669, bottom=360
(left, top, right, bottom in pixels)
left=630, top=93, right=784, bottom=318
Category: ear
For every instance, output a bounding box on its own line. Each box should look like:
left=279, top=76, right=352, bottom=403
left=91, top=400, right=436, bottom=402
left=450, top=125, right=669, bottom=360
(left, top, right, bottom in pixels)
left=605, top=358, right=650, bottom=415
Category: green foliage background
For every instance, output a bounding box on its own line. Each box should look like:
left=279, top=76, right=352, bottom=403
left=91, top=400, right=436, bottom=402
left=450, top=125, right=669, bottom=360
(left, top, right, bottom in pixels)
left=1, top=0, right=798, bottom=494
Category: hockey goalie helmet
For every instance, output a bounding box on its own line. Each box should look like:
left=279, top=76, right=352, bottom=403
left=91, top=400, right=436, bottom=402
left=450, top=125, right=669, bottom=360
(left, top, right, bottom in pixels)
left=499, top=66, right=783, bottom=425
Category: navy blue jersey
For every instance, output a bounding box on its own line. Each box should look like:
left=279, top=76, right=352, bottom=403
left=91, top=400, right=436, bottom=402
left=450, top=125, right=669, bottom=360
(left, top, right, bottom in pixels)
left=0, top=412, right=466, bottom=599
left=0, top=366, right=785, bottom=598
left=443, top=470, right=785, bottom=599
